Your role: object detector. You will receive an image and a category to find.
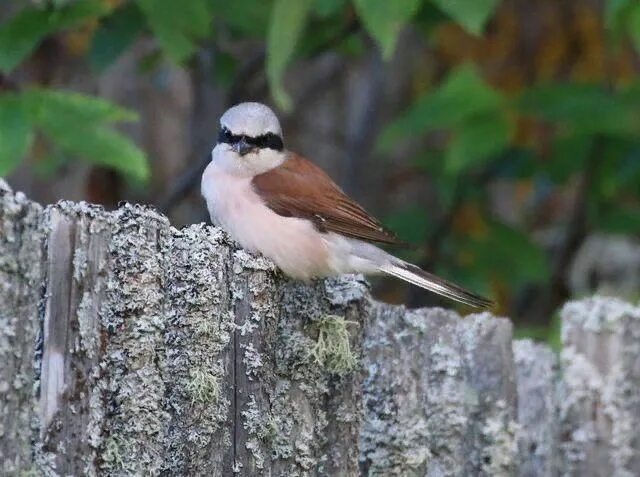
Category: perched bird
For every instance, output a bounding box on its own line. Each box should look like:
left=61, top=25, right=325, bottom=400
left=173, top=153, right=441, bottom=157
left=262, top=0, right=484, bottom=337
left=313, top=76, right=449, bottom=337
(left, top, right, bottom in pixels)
left=201, top=102, right=492, bottom=308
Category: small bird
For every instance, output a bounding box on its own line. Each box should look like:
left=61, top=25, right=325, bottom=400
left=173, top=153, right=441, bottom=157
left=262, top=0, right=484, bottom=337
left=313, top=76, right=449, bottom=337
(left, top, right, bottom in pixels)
left=201, top=102, right=492, bottom=308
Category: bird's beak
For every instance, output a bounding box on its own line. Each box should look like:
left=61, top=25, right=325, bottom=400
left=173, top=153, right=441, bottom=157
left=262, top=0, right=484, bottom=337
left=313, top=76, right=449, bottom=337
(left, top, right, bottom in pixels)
left=232, top=137, right=254, bottom=156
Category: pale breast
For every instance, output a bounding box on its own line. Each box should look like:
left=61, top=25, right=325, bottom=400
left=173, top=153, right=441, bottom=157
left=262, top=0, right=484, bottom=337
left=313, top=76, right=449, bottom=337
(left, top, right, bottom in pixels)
left=201, top=162, right=330, bottom=279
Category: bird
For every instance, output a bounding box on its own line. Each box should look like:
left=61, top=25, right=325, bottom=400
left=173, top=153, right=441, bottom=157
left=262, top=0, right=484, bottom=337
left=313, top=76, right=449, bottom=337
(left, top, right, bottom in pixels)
left=201, top=102, right=493, bottom=308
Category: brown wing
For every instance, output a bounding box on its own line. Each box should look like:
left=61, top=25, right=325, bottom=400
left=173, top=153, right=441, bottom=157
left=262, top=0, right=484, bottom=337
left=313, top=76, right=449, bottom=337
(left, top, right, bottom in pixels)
left=252, top=152, right=399, bottom=245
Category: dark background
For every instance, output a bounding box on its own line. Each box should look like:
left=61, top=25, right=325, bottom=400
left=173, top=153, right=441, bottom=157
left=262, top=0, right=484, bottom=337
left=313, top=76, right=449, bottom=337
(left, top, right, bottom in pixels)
left=2, top=0, right=640, bottom=345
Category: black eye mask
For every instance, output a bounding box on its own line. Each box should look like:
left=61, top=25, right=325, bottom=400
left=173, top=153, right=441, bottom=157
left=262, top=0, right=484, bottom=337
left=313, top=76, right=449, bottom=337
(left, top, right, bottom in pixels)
left=217, top=127, right=284, bottom=151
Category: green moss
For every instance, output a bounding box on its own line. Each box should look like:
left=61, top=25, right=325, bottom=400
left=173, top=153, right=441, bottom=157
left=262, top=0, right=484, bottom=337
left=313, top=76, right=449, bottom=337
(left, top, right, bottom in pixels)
left=310, top=315, right=359, bottom=375
left=194, top=314, right=221, bottom=337
left=16, top=467, right=40, bottom=477
left=186, top=366, right=221, bottom=404
left=102, top=435, right=125, bottom=471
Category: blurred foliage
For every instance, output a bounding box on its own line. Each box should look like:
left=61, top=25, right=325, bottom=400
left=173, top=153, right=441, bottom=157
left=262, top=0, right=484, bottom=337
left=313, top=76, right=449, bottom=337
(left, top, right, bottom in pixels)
left=267, top=0, right=313, bottom=109
left=1, top=0, right=640, bottom=340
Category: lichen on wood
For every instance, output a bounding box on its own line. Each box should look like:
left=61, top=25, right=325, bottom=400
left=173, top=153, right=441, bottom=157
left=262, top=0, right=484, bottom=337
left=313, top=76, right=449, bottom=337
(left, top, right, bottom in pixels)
left=2, top=178, right=640, bottom=477
left=513, top=339, right=559, bottom=477
left=360, top=305, right=518, bottom=477
left=0, top=182, right=45, bottom=475
left=559, top=297, right=640, bottom=477
left=0, top=179, right=367, bottom=476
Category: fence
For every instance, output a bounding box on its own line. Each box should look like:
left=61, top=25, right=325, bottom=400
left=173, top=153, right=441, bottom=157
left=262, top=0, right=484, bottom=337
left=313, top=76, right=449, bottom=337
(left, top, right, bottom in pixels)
left=1, top=178, right=638, bottom=476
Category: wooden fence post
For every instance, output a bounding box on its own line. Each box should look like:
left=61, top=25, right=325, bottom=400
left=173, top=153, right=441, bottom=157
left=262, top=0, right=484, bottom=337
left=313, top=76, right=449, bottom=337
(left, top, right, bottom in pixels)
left=559, top=297, right=640, bottom=476
left=0, top=180, right=366, bottom=476
left=513, top=339, right=560, bottom=477
left=361, top=305, right=518, bottom=476
left=0, top=182, right=46, bottom=473
left=2, top=179, right=640, bottom=477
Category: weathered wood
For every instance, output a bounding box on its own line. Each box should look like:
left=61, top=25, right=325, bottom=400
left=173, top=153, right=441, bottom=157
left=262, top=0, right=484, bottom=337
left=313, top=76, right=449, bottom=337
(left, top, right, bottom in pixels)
left=38, top=202, right=114, bottom=474
left=3, top=178, right=640, bottom=477
left=162, top=223, right=234, bottom=475
left=0, top=180, right=366, bottom=476
left=0, top=182, right=45, bottom=475
left=559, top=297, right=640, bottom=477
left=513, top=339, right=559, bottom=477
left=360, top=305, right=518, bottom=476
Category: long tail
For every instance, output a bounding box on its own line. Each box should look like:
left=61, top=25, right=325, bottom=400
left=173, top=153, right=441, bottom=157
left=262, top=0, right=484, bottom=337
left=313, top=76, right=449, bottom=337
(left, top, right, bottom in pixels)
left=379, top=260, right=493, bottom=309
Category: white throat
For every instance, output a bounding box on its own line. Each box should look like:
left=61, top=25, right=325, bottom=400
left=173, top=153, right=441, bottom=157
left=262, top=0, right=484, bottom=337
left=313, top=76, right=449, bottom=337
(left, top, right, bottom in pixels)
left=211, top=143, right=287, bottom=178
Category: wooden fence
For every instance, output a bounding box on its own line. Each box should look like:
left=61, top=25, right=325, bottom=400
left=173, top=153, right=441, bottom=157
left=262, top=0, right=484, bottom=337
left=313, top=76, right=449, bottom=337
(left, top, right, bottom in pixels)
left=1, top=178, right=639, bottom=476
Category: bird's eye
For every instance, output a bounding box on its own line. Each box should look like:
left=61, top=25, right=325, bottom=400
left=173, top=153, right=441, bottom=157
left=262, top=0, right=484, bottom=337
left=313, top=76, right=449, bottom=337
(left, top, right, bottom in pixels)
left=252, top=136, right=266, bottom=148
left=263, top=133, right=284, bottom=151
left=218, top=127, right=234, bottom=144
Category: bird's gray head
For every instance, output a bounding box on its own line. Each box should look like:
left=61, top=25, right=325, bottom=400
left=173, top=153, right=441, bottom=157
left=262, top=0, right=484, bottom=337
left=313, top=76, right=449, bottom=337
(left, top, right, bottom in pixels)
left=212, top=102, right=286, bottom=177
left=218, top=102, right=283, bottom=156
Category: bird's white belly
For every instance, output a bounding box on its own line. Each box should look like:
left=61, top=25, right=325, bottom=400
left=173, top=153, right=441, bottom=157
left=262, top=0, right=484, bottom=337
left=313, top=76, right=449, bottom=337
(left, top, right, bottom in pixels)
left=201, top=162, right=330, bottom=279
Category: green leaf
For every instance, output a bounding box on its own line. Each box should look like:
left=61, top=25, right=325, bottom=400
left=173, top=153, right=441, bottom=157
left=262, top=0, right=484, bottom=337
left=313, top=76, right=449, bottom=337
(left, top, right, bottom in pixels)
left=383, top=205, right=431, bottom=244
left=137, top=0, right=213, bottom=62
left=314, top=0, right=347, bottom=17
left=445, top=112, right=512, bottom=174
left=0, top=0, right=110, bottom=73
left=468, top=221, right=550, bottom=283
left=379, top=64, right=503, bottom=150
left=353, top=0, right=421, bottom=59
left=24, top=89, right=149, bottom=181
left=0, top=94, right=33, bottom=176
left=594, top=205, right=640, bottom=234
left=605, top=0, right=633, bottom=29
left=211, top=0, right=273, bottom=37
left=592, top=138, right=640, bottom=199
left=213, top=52, right=238, bottom=89
left=24, top=89, right=138, bottom=124
left=89, top=3, right=144, bottom=72
left=34, top=148, right=72, bottom=177
left=605, top=0, right=640, bottom=48
left=430, top=0, right=499, bottom=35
left=43, top=121, right=149, bottom=181
left=544, top=135, right=593, bottom=183
left=266, top=0, right=313, bottom=110
left=628, top=5, right=640, bottom=51
left=413, top=3, right=449, bottom=35
left=517, top=83, right=640, bottom=136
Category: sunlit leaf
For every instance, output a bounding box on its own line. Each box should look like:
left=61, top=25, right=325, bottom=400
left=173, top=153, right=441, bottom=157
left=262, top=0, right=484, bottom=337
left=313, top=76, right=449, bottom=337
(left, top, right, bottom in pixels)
left=445, top=112, right=512, bottom=175
left=0, top=0, right=110, bottom=73
left=24, top=89, right=138, bottom=123
left=0, top=94, right=33, bottom=176
left=605, top=0, right=633, bottom=30
left=137, top=0, right=213, bottom=62
left=41, top=121, right=149, bottom=182
left=89, top=3, right=144, bottom=72
left=353, top=0, right=421, bottom=59
left=430, top=0, right=499, bottom=35
left=605, top=0, right=640, bottom=48
left=379, top=64, right=504, bottom=151
left=24, top=89, right=148, bottom=181
left=266, top=0, right=313, bottom=110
